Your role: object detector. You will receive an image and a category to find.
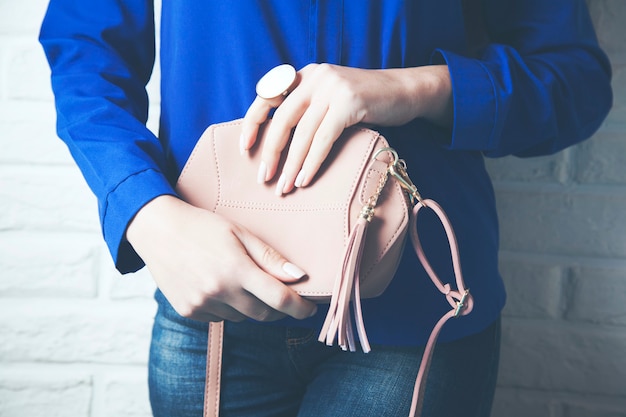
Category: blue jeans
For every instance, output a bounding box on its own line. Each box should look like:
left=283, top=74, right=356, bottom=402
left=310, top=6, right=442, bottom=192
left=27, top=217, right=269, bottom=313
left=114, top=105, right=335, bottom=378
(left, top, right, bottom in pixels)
left=149, top=290, right=500, bottom=417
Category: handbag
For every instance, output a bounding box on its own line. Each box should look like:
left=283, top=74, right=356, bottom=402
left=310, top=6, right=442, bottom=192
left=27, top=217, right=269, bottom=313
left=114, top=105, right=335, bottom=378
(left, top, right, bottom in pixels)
left=175, top=119, right=473, bottom=417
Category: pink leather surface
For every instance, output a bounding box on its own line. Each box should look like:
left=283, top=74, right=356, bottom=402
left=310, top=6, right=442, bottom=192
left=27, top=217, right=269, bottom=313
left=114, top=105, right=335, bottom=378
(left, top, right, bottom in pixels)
left=176, top=119, right=409, bottom=301
left=178, top=121, right=474, bottom=417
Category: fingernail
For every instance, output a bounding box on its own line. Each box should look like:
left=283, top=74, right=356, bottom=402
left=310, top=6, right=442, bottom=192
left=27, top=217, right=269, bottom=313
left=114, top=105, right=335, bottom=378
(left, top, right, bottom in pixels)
left=257, top=161, right=267, bottom=184
left=294, top=169, right=306, bottom=188
left=283, top=262, right=306, bottom=279
left=308, top=306, right=318, bottom=317
left=275, top=173, right=286, bottom=196
left=239, top=133, right=246, bottom=155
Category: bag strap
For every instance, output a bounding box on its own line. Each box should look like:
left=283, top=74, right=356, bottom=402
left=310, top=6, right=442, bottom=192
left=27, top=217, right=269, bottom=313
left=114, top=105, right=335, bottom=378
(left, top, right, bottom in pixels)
left=407, top=199, right=473, bottom=415
left=203, top=198, right=473, bottom=417
left=204, top=321, right=224, bottom=417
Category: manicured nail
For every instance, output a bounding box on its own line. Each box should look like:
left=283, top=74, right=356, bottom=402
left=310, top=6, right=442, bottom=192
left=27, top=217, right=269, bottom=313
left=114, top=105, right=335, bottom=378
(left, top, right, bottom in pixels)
left=239, top=133, right=246, bottom=155
left=283, top=262, right=306, bottom=279
left=257, top=161, right=267, bottom=184
left=275, top=173, right=286, bottom=196
left=294, top=169, right=306, bottom=188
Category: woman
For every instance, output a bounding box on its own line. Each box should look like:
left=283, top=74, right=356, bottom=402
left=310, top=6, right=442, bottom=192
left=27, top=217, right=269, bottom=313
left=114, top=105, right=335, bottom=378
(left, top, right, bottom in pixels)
left=39, top=1, right=612, bottom=416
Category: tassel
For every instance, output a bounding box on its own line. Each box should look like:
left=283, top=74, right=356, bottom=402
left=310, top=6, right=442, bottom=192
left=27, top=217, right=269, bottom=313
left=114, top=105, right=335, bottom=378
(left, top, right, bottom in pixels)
left=318, top=159, right=390, bottom=353
left=318, top=212, right=372, bottom=353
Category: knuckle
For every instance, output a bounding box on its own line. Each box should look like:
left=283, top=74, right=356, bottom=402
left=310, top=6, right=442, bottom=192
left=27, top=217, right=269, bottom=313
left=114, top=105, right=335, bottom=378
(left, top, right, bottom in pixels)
left=272, top=289, right=293, bottom=312
left=251, top=307, right=273, bottom=322
left=202, top=279, right=228, bottom=300
left=228, top=222, right=246, bottom=237
left=334, top=79, right=357, bottom=101
left=301, top=63, right=318, bottom=74
left=315, top=63, right=343, bottom=85
left=315, top=62, right=334, bottom=75
left=173, top=297, right=202, bottom=318
left=270, top=104, right=285, bottom=121
left=260, top=245, right=283, bottom=267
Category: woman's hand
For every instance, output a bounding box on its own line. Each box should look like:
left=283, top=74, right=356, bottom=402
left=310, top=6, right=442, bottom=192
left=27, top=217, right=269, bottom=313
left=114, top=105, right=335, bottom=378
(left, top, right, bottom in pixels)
left=240, top=63, right=452, bottom=196
left=126, top=195, right=318, bottom=322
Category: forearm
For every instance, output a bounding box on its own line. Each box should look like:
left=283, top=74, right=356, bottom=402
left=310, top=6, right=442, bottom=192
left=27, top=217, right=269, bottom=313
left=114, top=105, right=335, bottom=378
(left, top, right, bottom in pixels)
left=40, top=0, right=170, bottom=272
left=441, top=0, right=612, bottom=157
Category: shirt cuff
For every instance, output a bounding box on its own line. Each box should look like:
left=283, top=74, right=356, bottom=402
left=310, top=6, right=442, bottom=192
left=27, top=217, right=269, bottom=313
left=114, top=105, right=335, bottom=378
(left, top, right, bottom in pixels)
left=101, top=168, right=177, bottom=273
left=431, top=49, right=498, bottom=152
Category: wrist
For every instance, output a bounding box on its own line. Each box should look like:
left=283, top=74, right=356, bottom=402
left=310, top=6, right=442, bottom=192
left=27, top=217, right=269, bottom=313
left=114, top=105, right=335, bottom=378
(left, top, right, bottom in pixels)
left=363, top=65, right=452, bottom=128
left=126, top=194, right=183, bottom=245
left=405, top=65, right=453, bottom=127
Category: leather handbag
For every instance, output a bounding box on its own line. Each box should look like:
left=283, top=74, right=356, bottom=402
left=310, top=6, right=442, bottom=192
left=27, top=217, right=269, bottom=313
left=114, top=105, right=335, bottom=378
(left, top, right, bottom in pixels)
left=175, top=119, right=474, bottom=417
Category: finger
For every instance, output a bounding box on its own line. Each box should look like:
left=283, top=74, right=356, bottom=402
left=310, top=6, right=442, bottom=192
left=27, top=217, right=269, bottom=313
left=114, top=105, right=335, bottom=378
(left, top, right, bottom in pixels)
left=234, top=226, right=318, bottom=319
left=241, top=273, right=317, bottom=320
left=202, top=296, right=287, bottom=323
left=258, top=91, right=310, bottom=183
left=296, top=109, right=347, bottom=188
left=240, top=96, right=277, bottom=154
left=188, top=306, right=246, bottom=323
left=242, top=65, right=301, bottom=155
left=275, top=103, right=328, bottom=195
left=222, top=254, right=316, bottom=321
left=192, top=264, right=294, bottom=323
left=223, top=295, right=288, bottom=322
left=184, top=255, right=297, bottom=323
left=234, top=224, right=307, bottom=282
left=169, top=294, right=248, bottom=323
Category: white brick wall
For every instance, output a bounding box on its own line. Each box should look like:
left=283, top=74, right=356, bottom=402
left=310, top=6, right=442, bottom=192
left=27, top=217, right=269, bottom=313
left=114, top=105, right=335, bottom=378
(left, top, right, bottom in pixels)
left=0, top=1, right=624, bottom=416
left=488, top=2, right=626, bottom=415
left=0, top=1, right=158, bottom=416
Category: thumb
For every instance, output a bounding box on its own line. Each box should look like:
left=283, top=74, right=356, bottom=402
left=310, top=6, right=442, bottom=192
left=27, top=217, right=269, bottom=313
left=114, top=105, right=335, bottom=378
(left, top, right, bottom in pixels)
left=234, top=225, right=307, bottom=282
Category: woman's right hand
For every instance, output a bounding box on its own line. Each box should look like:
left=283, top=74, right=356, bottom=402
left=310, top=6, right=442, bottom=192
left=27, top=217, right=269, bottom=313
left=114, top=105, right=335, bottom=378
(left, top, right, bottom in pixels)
left=125, top=195, right=318, bottom=322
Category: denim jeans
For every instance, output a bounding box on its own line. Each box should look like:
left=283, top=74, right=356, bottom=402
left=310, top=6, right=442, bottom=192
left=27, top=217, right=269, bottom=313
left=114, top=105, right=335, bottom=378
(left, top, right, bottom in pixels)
left=149, top=290, right=500, bottom=417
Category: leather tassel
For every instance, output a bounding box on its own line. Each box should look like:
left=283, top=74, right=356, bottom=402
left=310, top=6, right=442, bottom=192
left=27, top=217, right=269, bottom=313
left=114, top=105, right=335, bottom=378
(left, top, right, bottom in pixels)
left=318, top=215, right=371, bottom=352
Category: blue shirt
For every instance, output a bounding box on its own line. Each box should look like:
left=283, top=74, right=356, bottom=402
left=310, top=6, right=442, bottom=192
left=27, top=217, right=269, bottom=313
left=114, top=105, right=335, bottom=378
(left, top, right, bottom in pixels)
left=39, top=0, right=612, bottom=345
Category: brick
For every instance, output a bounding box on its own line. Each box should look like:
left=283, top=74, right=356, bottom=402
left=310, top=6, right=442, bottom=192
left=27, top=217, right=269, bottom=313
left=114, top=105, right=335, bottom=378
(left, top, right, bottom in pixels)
left=147, top=101, right=161, bottom=136
left=491, top=388, right=559, bottom=417
left=494, top=187, right=626, bottom=258
left=108, top=263, right=157, bottom=300
left=499, top=257, right=565, bottom=319
left=485, top=151, right=570, bottom=184
left=0, top=165, right=99, bottom=233
left=566, top=264, right=626, bottom=326
left=0, top=101, right=72, bottom=165
left=0, top=370, right=92, bottom=417
left=602, top=63, right=626, bottom=131
left=0, top=299, right=155, bottom=364
left=0, top=231, right=98, bottom=298
left=146, top=55, right=161, bottom=135
left=492, top=387, right=626, bottom=417
left=103, top=372, right=152, bottom=417
left=498, top=319, right=626, bottom=396
left=97, top=243, right=157, bottom=300
left=575, top=131, right=626, bottom=184
left=0, top=0, right=50, bottom=35
left=587, top=0, right=626, bottom=66
left=5, top=40, right=55, bottom=101
left=0, top=46, right=5, bottom=99
left=564, top=401, right=626, bottom=417
left=146, top=58, right=161, bottom=107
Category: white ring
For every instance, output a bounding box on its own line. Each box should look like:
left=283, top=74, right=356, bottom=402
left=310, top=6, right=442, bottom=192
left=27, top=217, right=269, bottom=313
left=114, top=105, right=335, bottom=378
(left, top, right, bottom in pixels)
left=255, top=64, right=297, bottom=100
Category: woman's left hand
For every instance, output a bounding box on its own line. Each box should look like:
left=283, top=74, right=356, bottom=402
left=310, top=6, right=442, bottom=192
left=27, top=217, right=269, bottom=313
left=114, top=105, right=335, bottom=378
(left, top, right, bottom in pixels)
left=240, top=63, right=452, bottom=196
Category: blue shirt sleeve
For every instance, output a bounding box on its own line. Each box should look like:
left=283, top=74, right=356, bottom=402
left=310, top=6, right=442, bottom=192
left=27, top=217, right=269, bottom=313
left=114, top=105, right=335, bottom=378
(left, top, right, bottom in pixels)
left=39, top=0, right=175, bottom=272
left=39, top=0, right=613, bottom=276
left=434, top=0, right=613, bottom=157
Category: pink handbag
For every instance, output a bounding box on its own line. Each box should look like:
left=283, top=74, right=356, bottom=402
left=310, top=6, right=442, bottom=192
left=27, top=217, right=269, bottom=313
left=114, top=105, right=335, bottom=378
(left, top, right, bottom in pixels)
left=175, top=119, right=473, bottom=417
